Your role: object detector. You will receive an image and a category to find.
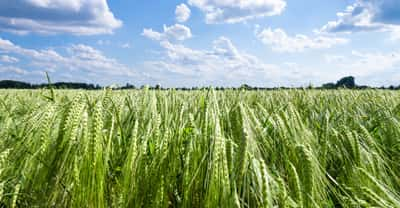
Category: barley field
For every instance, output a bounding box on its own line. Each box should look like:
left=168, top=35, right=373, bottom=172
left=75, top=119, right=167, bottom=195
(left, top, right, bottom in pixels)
left=0, top=89, right=399, bottom=207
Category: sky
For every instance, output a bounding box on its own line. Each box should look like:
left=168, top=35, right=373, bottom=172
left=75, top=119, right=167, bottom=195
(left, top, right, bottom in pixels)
left=0, top=0, right=400, bottom=87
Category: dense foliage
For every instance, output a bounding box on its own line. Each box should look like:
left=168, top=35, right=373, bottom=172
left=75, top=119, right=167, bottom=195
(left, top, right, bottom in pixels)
left=0, top=89, right=399, bottom=207
left=2, top=76, right=400, bottom=90
left=0, top=80, right=101, bottom=90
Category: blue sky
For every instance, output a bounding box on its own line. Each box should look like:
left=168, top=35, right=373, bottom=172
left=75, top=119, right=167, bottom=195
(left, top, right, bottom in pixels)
left=0, top=0, right=400, bottom=87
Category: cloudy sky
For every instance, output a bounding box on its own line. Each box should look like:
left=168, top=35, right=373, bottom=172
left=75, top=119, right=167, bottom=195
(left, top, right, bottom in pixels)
left=0, top=0, right=399, bottom=87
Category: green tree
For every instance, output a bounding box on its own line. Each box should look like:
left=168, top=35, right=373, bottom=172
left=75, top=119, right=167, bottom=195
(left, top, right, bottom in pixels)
left=336, top=76, right=356, bottom=88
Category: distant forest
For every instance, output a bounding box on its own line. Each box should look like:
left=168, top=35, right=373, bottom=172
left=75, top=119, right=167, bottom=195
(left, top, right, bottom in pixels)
left=0, top=76, right=399, bottom=90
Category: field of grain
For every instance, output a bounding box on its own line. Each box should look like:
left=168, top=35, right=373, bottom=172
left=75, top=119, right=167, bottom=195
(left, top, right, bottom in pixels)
left=0, top=89, right=399, bottom=207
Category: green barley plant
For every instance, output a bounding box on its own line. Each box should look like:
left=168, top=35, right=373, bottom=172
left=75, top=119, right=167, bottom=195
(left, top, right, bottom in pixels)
left=0, top=89, right=399, bottom=207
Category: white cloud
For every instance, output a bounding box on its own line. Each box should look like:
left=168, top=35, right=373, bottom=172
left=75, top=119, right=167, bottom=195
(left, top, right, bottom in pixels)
left=322, top=50, right=400, bottom=86
left=0, top=0, right=122, bottom=35
left=97, top=40, right=111, bottom=46
left=324, top=55, right=345, bottom=63
left=142, top=24, right=192, bottom=41
left=176, top=4, right=191, bottom=23
left=390, top=28, right=400, bottom=41
left=97, top=40, right=131, bottom=48
left=0, top=65, right=28, bottom=75
left=143, top=34, right=316, bottom=87
left=188, top=0, right=286, bottom=24
left=0, top=55, right=19, bottom=63
left=142, top=29, right=163, bottom=41
left=0, top=37, right=140, bottom=84
left=325, top=50, right=400, bottom=77
left=320, top=0, right=400, bottom=34
left=349, top=50, right=400, bottom=76
left=121, top=43, right=131, bottom=49
left=0, top=38, right=63, bottom=62
left=256, top=27, right=349, bottom=52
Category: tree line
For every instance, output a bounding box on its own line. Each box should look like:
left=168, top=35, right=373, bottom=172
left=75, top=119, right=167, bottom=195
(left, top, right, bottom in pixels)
left=0, top=76, right=399, bottom=90
left=0, top=80, right=101, bottom=90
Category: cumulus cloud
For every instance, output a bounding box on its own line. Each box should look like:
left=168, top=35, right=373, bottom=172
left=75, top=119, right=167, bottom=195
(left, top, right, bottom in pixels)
left=390, top=28, right=400, bottom=40
left=324, top=55, right=346, bottom=64
left=348, top=50, right=400, bottom=75
left=324, top=50, right=400, bottom=78
left=0, top=38, right=64, bottom=62
left=188, top=0, right=286, bottom=24
left=176, top=4, right=191, bottom=23
left=142, top=29, right=163, bottom=41
left=0, top=37, right=140, bottom=84
left=142, top=24, right=192, bottom=41
left=325, top=50, right=400, bottom=86
left=142, top=34, right=316, bottom=87
left=0, top=0, right=122, bottom=35
left=256, top=27, right=349, bottom=52
left=320, top=0, right=400, bottom=34
left=0, top=65, right=27, bottom=75
left=0, top=55, right=19, bottom=63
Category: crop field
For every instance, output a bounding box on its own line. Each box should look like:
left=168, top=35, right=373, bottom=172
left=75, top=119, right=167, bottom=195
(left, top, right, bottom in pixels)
left=0, top=89, right=399, bottom=207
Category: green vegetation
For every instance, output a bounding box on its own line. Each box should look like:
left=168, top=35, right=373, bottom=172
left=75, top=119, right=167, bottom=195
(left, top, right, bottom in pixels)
left=0, top=89, right=399, bottom=207
left=1, top=76, right=400, bottom=90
